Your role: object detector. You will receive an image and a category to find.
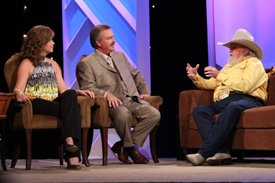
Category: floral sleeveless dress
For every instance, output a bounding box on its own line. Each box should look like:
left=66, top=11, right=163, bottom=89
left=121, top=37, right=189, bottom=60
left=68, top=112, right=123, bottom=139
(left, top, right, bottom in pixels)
left=24, top=61, right=58, bottom=101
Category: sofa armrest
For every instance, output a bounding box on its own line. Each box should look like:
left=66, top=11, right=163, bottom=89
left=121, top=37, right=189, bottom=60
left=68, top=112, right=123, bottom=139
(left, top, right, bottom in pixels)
left=143, top=96, right=163, bottom=110
left=179, top=89, right=213, bottom=145
left=179, top=89, right=213, bottom=126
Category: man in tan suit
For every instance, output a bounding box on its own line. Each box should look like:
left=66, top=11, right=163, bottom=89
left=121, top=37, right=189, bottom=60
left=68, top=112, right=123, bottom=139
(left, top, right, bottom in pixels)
left=76, top=24, right=160, bottom=164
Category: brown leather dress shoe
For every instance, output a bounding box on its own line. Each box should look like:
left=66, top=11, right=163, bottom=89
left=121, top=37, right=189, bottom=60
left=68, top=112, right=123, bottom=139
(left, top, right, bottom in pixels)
left=111, top=141, right=132, bottom=164
left=128, top=149, right=149, bottom=164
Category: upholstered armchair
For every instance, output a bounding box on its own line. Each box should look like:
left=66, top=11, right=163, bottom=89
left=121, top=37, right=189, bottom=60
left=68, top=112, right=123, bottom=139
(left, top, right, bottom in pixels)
left=0, top=92, right=14, bottom=171
left=4, top=53, right=96, bottom=169
left=87, top=95, right=163, bottom=166
left=179, top=70, right=275, bottom=159
left=75, top=55, right=164, bottom=166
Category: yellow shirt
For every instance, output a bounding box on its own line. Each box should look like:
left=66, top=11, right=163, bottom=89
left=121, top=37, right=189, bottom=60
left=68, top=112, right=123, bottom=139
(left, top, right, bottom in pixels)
left=191, top=56, right=268, bottom=103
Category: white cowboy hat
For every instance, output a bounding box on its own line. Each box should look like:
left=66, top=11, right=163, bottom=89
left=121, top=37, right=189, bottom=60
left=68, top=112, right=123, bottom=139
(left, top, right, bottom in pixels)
left=217, top=28, right=263, bottom=60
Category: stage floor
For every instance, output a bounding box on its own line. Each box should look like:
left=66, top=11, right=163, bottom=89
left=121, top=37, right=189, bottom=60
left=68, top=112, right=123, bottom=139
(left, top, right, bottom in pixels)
left=1, top=157, right=275, bottom=182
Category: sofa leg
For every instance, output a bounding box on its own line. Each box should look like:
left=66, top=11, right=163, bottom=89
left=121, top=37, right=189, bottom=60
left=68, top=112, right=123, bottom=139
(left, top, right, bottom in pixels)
left=236, top=150, right=245, bottom=160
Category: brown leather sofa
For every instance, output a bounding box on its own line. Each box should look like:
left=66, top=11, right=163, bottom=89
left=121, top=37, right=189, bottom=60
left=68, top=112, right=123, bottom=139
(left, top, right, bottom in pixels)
left=179, top=70, right=275, bottom=158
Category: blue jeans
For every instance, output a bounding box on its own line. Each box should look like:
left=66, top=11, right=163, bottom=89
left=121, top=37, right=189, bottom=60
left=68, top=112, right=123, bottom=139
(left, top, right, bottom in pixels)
left=193, top=93, right=263, bottom=158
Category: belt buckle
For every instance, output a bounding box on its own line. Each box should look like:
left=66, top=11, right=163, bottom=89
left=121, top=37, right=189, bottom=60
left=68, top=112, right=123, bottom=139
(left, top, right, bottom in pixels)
left=125, top=93, right=141, bottom=104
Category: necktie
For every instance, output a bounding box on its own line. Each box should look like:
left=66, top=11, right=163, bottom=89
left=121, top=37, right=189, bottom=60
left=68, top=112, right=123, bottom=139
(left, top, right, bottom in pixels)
left=106, top=57, right=114, bottom=68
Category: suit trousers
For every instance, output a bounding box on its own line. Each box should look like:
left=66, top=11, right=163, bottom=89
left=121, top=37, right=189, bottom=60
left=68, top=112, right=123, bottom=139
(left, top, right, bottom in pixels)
left=109, top=98, right=160, bottom=147
left=193, top=93, right=263, bottom=158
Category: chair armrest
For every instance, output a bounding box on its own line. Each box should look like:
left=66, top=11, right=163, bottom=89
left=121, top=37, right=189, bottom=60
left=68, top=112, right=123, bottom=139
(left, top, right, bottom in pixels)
left=11, top=99, right=33, bottom=129
left=143, top=96, right=163, bottom=109
left=0, top=93, right=14, bottom=117
left=92, top=96, right=111, bottom=128
left=77, top=96, right=96, bottom=128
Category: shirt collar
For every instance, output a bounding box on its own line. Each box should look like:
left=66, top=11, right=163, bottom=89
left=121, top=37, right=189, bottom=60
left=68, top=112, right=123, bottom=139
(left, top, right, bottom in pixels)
left=96, top=49, right=112, bottom=61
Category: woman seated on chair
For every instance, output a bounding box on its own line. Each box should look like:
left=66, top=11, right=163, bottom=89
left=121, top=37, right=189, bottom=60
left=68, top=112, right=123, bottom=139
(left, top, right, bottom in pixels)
left=13, top=25, right=95, bottom=170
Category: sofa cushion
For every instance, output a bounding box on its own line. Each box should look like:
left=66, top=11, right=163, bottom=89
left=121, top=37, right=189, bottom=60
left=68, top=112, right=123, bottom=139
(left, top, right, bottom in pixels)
left=237, top=105, right=275, bottom=128
left=189, top=105, right=275, bottom=130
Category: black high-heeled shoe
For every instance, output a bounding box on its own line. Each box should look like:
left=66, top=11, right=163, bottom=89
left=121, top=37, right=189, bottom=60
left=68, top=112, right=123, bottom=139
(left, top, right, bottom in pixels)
left=64, top=144, right=79, bottom=153
left=67, top=163, right=81, bottom=170
left=63, top=144, right=81, bottom=170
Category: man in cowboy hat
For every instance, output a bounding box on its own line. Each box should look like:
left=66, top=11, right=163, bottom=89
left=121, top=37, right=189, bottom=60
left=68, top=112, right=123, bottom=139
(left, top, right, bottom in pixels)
left=185, top=28, right=268, bottom=166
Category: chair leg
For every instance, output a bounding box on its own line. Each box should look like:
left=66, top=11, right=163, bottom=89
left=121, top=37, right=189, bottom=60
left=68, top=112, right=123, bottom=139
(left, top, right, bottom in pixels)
left=58, top=144, right=63, bottom=165
left=1, top=119, right=7, bottom=171
left=149, top=126, right=159, bottom=163
left=100, top=127, right=108, bottom=166
left=1, top=155, right=7, bottom=171
left=1, top=142, right=7, bottom=170
left=81, top=128, right=90, bottom=167
left=25, top=129, right=32, bottom=170
left=11, top=130, right=23, bottom=168
left=86, top=128, right=93, bottom=157
left=10, top=143, right=20, bottom=168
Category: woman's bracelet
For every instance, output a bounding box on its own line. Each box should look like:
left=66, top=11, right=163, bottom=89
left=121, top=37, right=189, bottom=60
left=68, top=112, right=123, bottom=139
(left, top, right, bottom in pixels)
left=14, top=88, right=23, bottom=95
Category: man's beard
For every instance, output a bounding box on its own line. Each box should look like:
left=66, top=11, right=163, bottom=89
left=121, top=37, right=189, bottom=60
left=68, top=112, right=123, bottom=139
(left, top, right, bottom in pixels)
left=228, top=55, right=244, bottom=65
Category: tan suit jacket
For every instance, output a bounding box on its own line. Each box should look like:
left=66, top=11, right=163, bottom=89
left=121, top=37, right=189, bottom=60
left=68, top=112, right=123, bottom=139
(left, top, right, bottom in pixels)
left=76, top=50, right=160, bottom=148
left=76, top=50, right=149, bottom=99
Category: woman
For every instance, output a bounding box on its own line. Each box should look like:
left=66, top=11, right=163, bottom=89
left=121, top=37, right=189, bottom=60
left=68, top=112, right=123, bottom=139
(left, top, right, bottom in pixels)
left=13, top=25, right=95, bottom=170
